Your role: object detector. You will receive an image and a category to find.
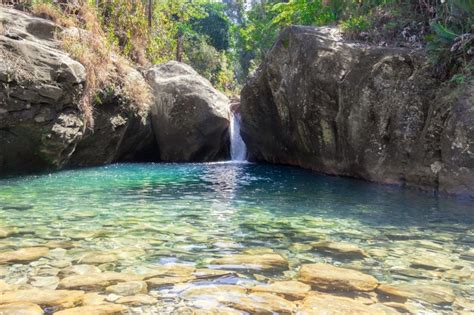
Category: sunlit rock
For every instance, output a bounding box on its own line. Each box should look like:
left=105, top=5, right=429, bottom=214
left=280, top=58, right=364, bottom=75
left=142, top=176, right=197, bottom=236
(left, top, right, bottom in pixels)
left=299, top=263, right=378, bottom=292
left=115, top=294, right=157, bottom=305
left=250, top=280, right=311, bottom=300
left=193, top=269, right=236, bottom=279
left=376, top=282, right=455, bottom=305
left=0, top=247, right=49, bottom=264
left=299, top=294, right=389, bottom=315
left=59, top=272, right=142, bottom=290
left=30, top=276, right=60, bottom=289
left=0, top=289, right=84, bottom=308
left=181, top=284, right=247, bottom=300
left=210, top=254, right=288, bottom=270
left=76, top=252, right=118, bottom=265
left=224, top=292, right=295, bottom=314
left=59, top=264, right=102, bottom=277
left=146, top=276, right=195, bottom=289
left=106, top=281, right=148, bottom=295
left=53, top=304, right=126, bottom=315
left=311, top=240, right=368, bottom=259
left=0, top=302, right=43, bottom=315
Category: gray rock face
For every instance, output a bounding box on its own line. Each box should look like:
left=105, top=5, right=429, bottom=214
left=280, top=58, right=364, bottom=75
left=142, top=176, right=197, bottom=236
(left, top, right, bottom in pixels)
left=0, top=8, right=86, bottom=174
left=146, top=61, right=230, bottom=162
left=0, top=8, right=156, bottom=174
left=241, top=26, right=474, bottom=196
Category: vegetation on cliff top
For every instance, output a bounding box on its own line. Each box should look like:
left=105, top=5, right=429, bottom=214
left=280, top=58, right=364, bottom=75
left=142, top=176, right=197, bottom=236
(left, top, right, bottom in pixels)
left=4, top=0, right=471, bottom=127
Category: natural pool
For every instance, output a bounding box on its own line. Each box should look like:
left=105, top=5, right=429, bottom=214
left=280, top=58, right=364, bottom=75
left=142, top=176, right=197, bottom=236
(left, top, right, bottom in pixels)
left=0, top=162, right=472, bottom=314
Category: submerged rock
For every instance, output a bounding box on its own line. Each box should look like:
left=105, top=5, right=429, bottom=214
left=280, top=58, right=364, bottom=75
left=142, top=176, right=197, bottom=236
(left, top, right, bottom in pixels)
left=0, top=247, right=49, bottom=264
left=77, top=253, right=118, bottom=265
left=250, top=280, right=311, bottom=300
left=193, top=269, right=235, bottom=279
left=59, top=272, right=142, bottom=290
left=0, top=302, right=43, bottom=315
left=0, top=228, right=16, bottom=239
left=210, top=254, right=288, bottom=270
left=145, top=61, right=230, bottom=162
left=115, top=294, right=157, bottom=305
left=240, top=25, right=474, bottom=196
left=299, top=263, right=378, bottom=292
left=299, top=294, right=389, bottom=315
left=53, top=304, right=126, bottom=315
left=146, top=276, right=195, bottom=289
left=105, top=281, right=148, bottom=296
left=311, top=240, right=367, bottom=259
left=143, top=264, right=195, bottom=279
left=224, top=292, right=295, bottom=314
left=376, top=282, right=455, bottom=305
left=59, top=264, right=102, bottom=277
left=0, top=289, right=84, bottom=308
left=191, top=307, right=242, bottom=315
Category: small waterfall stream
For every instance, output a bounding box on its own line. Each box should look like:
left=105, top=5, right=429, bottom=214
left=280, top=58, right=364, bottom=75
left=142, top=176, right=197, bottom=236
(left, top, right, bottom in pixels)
left=230, top=111, right=247, bottom=161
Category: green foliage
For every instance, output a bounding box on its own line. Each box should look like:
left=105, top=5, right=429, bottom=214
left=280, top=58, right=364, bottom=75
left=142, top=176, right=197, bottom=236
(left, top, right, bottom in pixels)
left=427, top=0, right=473, bottom=80
left=28, top=0, right=472, bottom=93
left=191, top=3, right=231, bottom=51
left=340, top=15, right=370, bottom=37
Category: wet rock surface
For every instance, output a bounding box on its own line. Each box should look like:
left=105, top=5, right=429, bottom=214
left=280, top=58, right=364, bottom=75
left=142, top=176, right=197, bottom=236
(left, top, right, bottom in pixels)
left=240, top=26, right=474, bottom=196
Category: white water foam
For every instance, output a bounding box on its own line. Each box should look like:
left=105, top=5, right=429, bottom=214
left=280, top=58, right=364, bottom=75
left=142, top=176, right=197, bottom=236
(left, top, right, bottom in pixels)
left=230, top=111, right=247, bottom=161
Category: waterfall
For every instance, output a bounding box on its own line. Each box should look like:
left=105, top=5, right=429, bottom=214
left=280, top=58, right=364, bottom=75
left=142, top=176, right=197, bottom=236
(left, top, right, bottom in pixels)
left=230, top=111, right=247, bottom=161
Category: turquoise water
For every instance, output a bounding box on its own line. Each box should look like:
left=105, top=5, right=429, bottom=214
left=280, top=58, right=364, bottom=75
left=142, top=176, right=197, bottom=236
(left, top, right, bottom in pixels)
left=0, top=163, right=473, bottom=313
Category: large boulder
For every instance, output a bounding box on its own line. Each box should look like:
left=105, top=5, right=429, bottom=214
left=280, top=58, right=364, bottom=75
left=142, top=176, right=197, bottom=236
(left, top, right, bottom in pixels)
left=0, top=8, right=156, bottom=174
left=241, top=26, right=474, bottom=196
left=146, top=61, right=230, bottom=162
left=0, top=8, right=85, bottom=174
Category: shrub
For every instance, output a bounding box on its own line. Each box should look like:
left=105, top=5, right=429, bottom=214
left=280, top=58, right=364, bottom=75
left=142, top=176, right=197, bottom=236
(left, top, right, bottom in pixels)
left=31, top=2, right=76, bottom=27
left=340, top=15, right=370, bottom=39
left=427, top=0, right=473, bottom=80
left=31, top=0, right=152, bottom=128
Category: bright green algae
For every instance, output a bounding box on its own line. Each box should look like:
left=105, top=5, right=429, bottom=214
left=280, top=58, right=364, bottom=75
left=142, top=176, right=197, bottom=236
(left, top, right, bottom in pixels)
left=0, top=163, right=472, bottom=313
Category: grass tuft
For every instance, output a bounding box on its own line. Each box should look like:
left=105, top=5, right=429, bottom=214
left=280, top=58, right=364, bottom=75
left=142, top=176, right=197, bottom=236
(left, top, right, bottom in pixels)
left=31, top=2, right=76, bottom=28
left=30, top=1, right=152, bottom=129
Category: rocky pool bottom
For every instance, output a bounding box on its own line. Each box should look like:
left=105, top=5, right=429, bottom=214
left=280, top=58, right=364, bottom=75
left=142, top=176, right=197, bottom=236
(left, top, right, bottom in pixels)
left=0, top=163, right=472, bottom=314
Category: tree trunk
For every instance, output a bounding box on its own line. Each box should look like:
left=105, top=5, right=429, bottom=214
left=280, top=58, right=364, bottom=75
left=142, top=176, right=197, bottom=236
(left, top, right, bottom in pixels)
left=176, top=29, right=183, bottom=62
left=147, top=0, right=153, bottom=29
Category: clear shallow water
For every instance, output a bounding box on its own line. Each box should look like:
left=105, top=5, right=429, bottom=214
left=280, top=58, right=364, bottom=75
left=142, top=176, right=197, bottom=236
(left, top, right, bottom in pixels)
left=0, top=163, right=473, bottom=313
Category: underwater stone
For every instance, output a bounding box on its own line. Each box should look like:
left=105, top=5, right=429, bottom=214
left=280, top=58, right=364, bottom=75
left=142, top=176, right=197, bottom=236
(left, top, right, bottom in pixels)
left=115, top=294, right=157, bottom=305
left=0, top=302, right=43, bottom=315
left=251, top=280, right=311, bottom=300
left=210, top=254, right=288, bottom=270
left=53, top=304, right=127, bottom=315
left=0, top=247, right=49, bottom=264
left=299, top=263, right=378, bottom=292
left=0, top=289, right=84, bottom=308
left=311, top=240, right=368, bottom=259
left=106, top=281, right=148, bottom=296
